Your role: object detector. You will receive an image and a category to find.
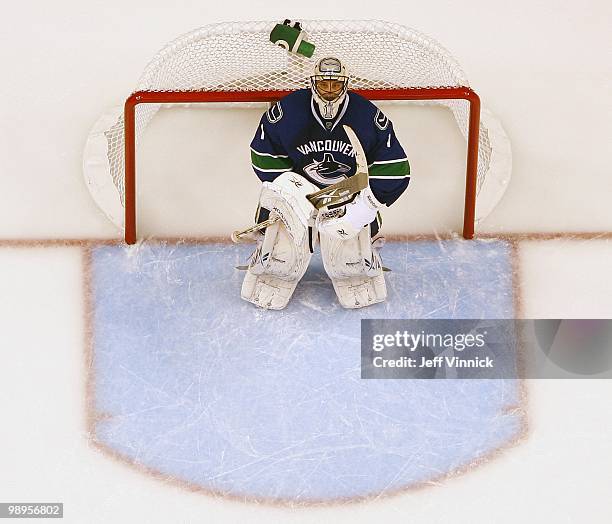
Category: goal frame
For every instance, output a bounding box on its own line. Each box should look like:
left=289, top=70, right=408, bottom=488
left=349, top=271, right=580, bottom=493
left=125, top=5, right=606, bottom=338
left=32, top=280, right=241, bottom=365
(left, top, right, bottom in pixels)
left=123, top=86, right=481, bottom=245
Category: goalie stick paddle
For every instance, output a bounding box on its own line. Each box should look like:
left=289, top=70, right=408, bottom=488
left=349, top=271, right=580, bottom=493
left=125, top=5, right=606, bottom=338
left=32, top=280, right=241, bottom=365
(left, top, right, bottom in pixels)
left=344, top=124, right=369, bottom=180
left=232, top=125, right=369, bottom=243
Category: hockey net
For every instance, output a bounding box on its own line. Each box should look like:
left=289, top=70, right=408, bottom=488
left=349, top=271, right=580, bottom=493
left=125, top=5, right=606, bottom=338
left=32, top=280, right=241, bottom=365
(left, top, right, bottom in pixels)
left=83, top=19, right=511, bottom=243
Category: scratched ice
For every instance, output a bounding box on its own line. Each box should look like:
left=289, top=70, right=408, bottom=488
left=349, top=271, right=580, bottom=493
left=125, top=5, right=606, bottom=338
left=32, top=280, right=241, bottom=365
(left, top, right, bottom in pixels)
left=90, top=240, right=521, bottom=502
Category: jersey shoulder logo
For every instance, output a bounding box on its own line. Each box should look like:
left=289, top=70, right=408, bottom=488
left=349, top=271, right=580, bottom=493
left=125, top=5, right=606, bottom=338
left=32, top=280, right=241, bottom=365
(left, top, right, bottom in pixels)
left=266, top=101, right=283, bottom=123
left=374, top=109, right=389, bottom=131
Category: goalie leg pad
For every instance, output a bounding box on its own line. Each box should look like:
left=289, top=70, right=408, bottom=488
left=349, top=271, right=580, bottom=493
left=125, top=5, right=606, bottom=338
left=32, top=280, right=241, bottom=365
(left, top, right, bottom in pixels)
left=319, top=226, right=387, bottom=309
left=241, top=219, right=312, bottom=310
left=241, top=270, right=305, bottom=311
left=241, top=173, right=318, bottom=310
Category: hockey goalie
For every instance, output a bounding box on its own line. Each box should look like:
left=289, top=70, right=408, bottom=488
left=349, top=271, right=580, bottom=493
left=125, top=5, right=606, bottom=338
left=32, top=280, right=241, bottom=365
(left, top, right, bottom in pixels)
left=241, top=57, right=410, bottom=310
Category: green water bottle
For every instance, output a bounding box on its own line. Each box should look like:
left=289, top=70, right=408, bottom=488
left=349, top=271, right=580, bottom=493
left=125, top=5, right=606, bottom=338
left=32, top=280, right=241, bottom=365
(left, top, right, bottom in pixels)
left=269, top=20, right=315, bottom=58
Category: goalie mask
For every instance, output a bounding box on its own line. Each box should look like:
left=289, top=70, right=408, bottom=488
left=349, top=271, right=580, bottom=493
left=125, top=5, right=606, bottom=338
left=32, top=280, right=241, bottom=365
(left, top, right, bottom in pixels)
left=310, top=57, right=349, bottom=119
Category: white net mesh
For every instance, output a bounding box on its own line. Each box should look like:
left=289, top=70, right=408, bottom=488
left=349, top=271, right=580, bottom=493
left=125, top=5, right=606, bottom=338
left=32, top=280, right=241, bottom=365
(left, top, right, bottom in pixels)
left=84, top=19, right=511, bottom=231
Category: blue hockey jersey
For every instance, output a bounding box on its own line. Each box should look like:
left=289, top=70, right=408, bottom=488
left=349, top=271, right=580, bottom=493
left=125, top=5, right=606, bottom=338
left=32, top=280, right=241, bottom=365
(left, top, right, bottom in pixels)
left=250, top=89, right=410, bottom=207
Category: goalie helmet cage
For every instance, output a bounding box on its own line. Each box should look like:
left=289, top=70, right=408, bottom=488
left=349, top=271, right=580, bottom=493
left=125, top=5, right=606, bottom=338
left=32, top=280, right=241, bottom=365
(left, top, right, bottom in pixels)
left=83, top=20, right=512, bottom=244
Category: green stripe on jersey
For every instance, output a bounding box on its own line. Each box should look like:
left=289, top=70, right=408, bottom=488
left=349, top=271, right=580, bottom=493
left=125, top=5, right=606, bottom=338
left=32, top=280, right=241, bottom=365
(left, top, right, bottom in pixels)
left=251, top=150, right=293, bottom=171
left=370, top=160, right=410, bottom=178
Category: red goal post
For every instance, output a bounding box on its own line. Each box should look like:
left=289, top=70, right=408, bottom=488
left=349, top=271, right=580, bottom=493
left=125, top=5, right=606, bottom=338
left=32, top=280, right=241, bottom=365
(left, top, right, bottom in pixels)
left=123, top=86, right=481, bottom=244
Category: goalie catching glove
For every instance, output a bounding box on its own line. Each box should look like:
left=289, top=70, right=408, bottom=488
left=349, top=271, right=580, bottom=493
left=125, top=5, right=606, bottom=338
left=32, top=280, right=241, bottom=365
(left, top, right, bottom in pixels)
left=316, top=186, right=385, bottom=240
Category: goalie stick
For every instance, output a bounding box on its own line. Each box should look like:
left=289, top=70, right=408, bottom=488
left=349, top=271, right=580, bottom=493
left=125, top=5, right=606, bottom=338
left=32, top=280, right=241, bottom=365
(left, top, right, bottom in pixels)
left=232, top=125, right=369, bottom=243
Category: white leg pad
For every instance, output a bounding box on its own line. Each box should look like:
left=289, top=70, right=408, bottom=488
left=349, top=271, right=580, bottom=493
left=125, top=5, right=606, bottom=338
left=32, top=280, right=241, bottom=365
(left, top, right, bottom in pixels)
left=241, top=271, right=302, bottom=310
left=319, top=227, right=387, bottom=308
left=241, top=173, right=317, bottom=310
left=329, top=273, right=387, bottom=309
left=241, top=221, right=312, bottom=310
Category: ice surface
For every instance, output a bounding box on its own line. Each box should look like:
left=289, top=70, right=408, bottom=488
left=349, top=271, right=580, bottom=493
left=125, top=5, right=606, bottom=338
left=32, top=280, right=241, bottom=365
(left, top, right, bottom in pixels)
left=89, top=240, right=522, bottom=502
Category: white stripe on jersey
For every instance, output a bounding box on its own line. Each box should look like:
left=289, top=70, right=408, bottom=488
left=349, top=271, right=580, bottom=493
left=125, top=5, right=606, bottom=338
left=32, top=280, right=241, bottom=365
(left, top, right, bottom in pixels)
left=368, top=157, right=409, bottom=166
left=250, top=147, right=290, bottom=158
left=369, top=174, right=411, bottom=179
left=252, top=165, right=292, bottom=173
